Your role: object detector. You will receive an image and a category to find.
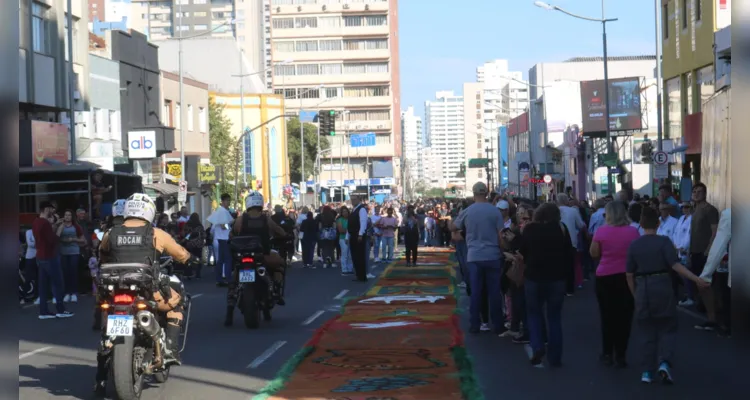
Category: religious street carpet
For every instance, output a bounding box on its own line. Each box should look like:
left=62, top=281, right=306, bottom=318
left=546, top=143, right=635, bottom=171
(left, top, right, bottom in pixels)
left=254, top=252, right=483, bottom=400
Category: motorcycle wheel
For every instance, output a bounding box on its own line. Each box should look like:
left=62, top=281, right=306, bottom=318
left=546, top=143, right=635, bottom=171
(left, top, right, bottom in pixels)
left=111, top=336, right=146, bottom=400
left=240, top=285, right=260, bottom=329
left=154, top=366, right=170, bottom=383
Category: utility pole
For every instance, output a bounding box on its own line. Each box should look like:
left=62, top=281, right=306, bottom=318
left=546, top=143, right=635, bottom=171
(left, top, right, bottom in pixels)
left=66, top=0, right=76, bottom=161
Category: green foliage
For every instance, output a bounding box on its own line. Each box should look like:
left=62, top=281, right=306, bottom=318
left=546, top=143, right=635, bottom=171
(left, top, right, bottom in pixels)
left=286, top=117, right=329, bottom=183
left=208, top=97, right=243, bottom=196
left=425, top=188, right=445, bottom=198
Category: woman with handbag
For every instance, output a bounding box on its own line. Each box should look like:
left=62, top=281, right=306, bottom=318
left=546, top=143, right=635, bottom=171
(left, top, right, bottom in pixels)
left=519, top=203, right=574, bottom=367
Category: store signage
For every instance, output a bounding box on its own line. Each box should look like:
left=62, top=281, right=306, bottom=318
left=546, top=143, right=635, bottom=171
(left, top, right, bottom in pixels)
left=199, top=164, right=218, bottom=183
left=128, top=131, right=156, bottom=159
left=31, top=121, right=69, bottom=166
left=579, top=78, right=643, bottom=135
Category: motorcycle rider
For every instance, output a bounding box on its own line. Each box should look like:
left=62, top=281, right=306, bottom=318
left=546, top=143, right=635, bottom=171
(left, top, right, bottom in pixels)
left=270, top=204, right=295, bottom=263
left=91, top=199, right=127, bottom=331
left=225, top=191, right=288, bottom=326
left=94, top=193, right=199, bottom=395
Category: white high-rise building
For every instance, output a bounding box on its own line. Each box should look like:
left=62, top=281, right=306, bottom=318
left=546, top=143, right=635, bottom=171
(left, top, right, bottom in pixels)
left=401, top=106, right=421, bottom=186
left=475, top=59, right=528, bottom=188
left=425, top=91, right=464, bottom=187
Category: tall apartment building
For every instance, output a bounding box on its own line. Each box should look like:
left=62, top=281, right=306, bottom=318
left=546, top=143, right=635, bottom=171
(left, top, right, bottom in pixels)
left=268, top=0, right=401, bottom=190
left=475, top=59, right=528, bottom=189
left=425, top=91, right=464, bottom=187
left=400, top=106, right=421, bottom=186
left=127, top=0, right=271, bottom=86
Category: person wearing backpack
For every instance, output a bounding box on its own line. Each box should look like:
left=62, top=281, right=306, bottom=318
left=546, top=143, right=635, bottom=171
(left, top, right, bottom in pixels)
left=317, top=206, right=338, bottom=269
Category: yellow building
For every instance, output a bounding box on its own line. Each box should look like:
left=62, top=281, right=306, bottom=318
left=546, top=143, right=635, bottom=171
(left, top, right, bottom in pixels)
left=661, top=0, right=730, bottom=181
left=212, top=92, right=290, bottom=203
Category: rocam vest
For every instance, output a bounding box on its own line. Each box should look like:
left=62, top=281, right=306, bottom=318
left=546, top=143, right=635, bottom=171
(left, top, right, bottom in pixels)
left=107, top=222, right=159, bottom=264
left=240, top=213, right=271, bottom=254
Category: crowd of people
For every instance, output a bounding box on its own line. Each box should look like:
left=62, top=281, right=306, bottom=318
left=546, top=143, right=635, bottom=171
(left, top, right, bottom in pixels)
left=448, top=181, right=731, bottom=385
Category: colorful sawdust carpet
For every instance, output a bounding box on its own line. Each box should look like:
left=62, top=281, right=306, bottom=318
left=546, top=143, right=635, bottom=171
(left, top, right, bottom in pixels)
left=254, top=253, right=482, bottom=400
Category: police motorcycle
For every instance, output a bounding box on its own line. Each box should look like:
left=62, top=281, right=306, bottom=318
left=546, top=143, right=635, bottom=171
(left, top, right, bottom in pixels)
left=96, top=195, right=193, bottom=400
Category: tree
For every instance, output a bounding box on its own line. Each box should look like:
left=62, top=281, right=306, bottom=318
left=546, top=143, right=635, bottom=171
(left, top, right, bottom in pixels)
left=209, top=97, right=242, bottom=198
left=286, top=117, right=329, bottom=184
left=425, top=188, right=445, bottom=198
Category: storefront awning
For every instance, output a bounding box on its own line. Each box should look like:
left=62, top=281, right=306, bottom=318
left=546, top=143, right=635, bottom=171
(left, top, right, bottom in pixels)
left=144, top=183, right=195, bottom=198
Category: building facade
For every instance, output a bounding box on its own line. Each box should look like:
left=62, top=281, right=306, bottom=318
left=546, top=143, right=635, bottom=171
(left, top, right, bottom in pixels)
left=462, top=82, right=485, bottom=188
left=19, top=0, right=90, bottom=166
left=425, top=91, right=464, bottom=187
left=268, top=0, right=401, bottom=194
left=400, top=106, right=421, bottom=188
left=161, top=70, right=210, bottom=165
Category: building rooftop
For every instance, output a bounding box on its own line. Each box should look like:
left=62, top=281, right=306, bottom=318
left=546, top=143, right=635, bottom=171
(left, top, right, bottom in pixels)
left=564, top=55, right=656, bottom=62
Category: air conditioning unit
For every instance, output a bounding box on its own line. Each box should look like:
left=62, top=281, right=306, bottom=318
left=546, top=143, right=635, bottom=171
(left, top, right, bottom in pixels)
left=297, top=5, right=302, bottom=11
left=365, top=4, right=369, bottom=10
left=276, top=6, right=280, bottom=12
left=343, top=4, right=350, bottom=9
left=322, top=5, right=326, bottom=11
left=73, top=90, right=81, bottom=100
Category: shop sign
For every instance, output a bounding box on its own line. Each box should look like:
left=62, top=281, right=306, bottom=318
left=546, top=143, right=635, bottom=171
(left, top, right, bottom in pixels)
left=31, top=121, right=69, bottom=166
left=199, top=164, right=218, bottom=183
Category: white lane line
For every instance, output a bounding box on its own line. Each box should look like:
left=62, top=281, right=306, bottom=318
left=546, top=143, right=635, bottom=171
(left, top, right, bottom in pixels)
left=247, top=341, right=286, bottom=369
left=333, top=289, right=349, bottom=300
left=19, top=346, right=53, bottom=360
left=191, top=293, right=203, bottom=299
left=301, top=310, right=325, bottom=326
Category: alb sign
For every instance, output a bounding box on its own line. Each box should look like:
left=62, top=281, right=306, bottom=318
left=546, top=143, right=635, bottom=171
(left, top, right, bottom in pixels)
left=128, top=131, right=157, bottom=159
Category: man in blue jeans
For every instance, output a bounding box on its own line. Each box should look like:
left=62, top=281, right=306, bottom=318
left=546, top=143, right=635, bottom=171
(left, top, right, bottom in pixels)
left=32, top=201, right=73, bottom=319
left=452, top=182, right=505, bottom=334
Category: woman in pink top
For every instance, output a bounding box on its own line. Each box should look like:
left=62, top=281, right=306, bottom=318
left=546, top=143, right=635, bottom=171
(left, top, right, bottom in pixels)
left=590, top=200, right=641, bottom=368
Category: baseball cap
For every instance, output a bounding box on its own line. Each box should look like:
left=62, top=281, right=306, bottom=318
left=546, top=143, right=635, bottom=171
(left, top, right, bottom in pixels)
left=472, top=182, right=488, bottom=195
left=496, top=200, right=510, bottom=210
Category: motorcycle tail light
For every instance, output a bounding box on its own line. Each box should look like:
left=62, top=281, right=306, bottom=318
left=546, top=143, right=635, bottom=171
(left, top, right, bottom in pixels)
left=136, top=301, right=148, bottom=310
left=241, top=257, right=254, bottom=264
left=100, top=303, right=110, bottom=310
left=113, top=293, right=135, bottom=305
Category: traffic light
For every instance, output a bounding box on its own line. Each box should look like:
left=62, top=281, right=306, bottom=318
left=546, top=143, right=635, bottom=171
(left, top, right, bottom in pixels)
left=319, top=110, right=336, bottom=136
left=451, top=187, right=456, bottom=194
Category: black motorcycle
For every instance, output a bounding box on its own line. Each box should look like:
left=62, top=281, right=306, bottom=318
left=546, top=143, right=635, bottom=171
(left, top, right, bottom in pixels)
left=97, top=261, right=192, bottom=399
left=229, top=236, right=276, bottom=329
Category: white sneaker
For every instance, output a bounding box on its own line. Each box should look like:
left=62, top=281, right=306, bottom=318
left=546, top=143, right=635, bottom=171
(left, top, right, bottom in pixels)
left=56, top=311, right=74, bottom=318
left=33, top=298, right=40, bottom=305
left=679, top=298, right=695, bottom=307
left=52, top=298, right=57, bottom=304
left=458, top=282, right=467, bottom=288
left=70, top=294, right=78, bottom=303
left=499, top=330, right=519, bottom=338
left=374, top=258, right=381, bottom=263
left=480, top=323, right=491, bottom=332
left=367, top=273, right=376, bottom=279
left=63, top=294, right=71, bottom=303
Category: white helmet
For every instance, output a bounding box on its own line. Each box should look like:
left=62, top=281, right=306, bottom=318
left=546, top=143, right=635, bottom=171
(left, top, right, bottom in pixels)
left=245, top=190, right=264, bottom=210
left=112, top=199, right=127, bottom=217
left=124, top=193, right=157, bottom=223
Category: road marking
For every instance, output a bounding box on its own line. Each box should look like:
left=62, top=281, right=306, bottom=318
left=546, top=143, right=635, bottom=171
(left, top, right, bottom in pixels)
left=301, top=310, right=325, bottom=326
left=247, top=341, right=286, bottom=369
left=334, top=289, right=349, bottom=300
left=191, top=293, right=203, bottom=299
left=19, top=346, right=53, bottom=360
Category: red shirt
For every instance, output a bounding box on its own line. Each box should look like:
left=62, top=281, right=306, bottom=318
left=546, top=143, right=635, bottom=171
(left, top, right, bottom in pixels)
left=32, top=217, right=58, bottom=260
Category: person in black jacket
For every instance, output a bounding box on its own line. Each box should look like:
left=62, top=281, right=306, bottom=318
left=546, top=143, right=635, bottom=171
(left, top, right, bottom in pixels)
left=401, top=210, right=420, bottom=266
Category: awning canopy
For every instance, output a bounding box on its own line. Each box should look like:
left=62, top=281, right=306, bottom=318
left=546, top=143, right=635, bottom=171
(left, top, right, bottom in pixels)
left=144, top=182, right=195, bottom=198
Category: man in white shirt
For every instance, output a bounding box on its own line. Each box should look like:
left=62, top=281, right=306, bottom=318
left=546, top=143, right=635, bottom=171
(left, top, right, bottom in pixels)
left=656, top=203, right=679, bottom=240
left=210, top=194, right=233, bottom=286
left=557, top=194, right=586, bottom=294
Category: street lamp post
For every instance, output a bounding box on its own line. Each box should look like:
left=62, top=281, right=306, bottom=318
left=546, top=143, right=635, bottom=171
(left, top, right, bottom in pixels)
left=534, top=0, right=618, bottom=195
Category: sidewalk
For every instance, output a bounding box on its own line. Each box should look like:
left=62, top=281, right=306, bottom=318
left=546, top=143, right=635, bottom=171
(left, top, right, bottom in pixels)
left=462, top=284, right=743, bottom=399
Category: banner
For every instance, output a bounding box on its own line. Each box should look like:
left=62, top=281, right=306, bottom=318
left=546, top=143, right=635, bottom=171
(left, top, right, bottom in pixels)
left=580, top=77, right=643, bottom=135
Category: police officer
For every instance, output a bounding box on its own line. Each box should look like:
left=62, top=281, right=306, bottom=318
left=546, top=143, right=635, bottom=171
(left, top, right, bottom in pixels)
left=91, top=199, right=127, bottom=331
left=94, top=193, right=198, bottom=395
left=225, top=191, right=288, bottom=326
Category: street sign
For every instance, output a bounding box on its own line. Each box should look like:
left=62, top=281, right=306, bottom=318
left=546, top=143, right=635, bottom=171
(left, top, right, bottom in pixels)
left=543, top=174, right=552, bottom=184
left=654, top=163, right=669, bottom=179
left=178, top=180, right=188, bottom=203
left=299, top=110, right=318, bottom=123
left=653, top=151, right=668, bottom=165
left=350, top=133, right=376, bottom=148
left=468, top=158, right=490, bottom=168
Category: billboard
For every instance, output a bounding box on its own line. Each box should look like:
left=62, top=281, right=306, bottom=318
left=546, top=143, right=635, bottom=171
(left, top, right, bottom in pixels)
left=31, top=121, right=70, bottom=166
left=580, top=77, right=642, bottom=135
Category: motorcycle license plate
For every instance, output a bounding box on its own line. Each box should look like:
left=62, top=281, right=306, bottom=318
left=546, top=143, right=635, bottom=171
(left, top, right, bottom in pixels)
left=106, top=315, right=134, bottom=337
left=239, top=269, right=256, bottom=283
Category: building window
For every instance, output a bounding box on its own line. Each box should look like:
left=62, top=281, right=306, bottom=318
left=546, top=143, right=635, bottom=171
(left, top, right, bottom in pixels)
left=194, top=24, right=208, bottom=30
left=193, top=11, right=207, bottom=17
left=695, top=0, right=701, bottom=21
left=92, top=107, right=100, bottom=134
left=666, top=77, right=681, bottom=139
left=318, top=16, right=340, bottom=28
left=324, top=87, right=342, bottom=98
left=178, top=25, right=189, bottom=31
left=319, top=39, right=342, bottom=51
left=321, top=63, right=342, bottom=75
left=343, top=16, right=363, bottom=27
left=108, top=110, right=117, bottom=133
left=32, top=2, right=50, bottom=54
left=366, top=62, right=388, bottom=73
left=681, top=0, right=688, bottom=29
left=175, top=103, right=181, bottom=129
left=193, top=0, right=207, bottom=4
left=273, top=41, right=294, bottom=52
left=295, top=17, right=317, bottom=28
left=296, top=63, right=320, bottom=75
left=175, top=0, right=188, bottom=4
left=343, top=86, right=389, bottom=97
left=272, top=17, right=294, bottom=29
left=366, top=15, right=387, bottom=26
left=343, top=63, right=366, bottom=74
left=299, top=88, right=320, bottom=99
left=274, top=64, right=296, bottom=76
left=163, top=100, right=172, bottom=126
left=199, top=106, right=207, bottom=132
left=296, top=40, right=318, bottom=52
left=187, top=104, right=194, bottom=131
left=697, top=65, right=714, bottom=106
left=283, top=88, right=296, bottom=99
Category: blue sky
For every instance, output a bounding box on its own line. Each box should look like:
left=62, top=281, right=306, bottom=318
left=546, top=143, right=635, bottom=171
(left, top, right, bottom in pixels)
left=399, top=0, right=659, bottom=117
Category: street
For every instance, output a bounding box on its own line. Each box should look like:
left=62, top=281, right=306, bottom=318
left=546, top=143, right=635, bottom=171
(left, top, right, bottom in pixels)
left=18, top=263, right=373, bottom=400
left=19, top=258, right=744, bottom=399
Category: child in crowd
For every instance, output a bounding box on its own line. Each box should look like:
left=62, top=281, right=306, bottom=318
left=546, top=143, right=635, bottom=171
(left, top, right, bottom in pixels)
left=626, top=207, right=709, bottom=384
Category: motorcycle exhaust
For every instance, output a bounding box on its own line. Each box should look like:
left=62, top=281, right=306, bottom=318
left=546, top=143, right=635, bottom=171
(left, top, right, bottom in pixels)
left=257, top=267, right=266, bottom=277
left=136, top=311, right=160, bottom=337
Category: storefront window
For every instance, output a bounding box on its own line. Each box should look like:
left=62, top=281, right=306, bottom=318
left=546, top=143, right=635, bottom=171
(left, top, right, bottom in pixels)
left=697, top=65, right=715, bottom=108
left=666, top=77, right=681, bottom=140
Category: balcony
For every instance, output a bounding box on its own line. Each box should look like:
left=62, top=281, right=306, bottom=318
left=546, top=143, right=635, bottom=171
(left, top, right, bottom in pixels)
left=285, top=94, right=392, bottom=109
left=272, top=24, right=389, bottom=39
left=273, top=2, right=389, bottom=16
left=278, top=72, right=390, bottom=86
left=339, top=119, right=391, bottom=132
left=273, top=48, right=390, bottom=62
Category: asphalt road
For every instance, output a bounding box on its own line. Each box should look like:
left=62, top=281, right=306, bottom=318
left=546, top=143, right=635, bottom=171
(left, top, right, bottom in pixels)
left=19, top=253, right=745, bottom=399
left=18, top=261, right=378, bottom=400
